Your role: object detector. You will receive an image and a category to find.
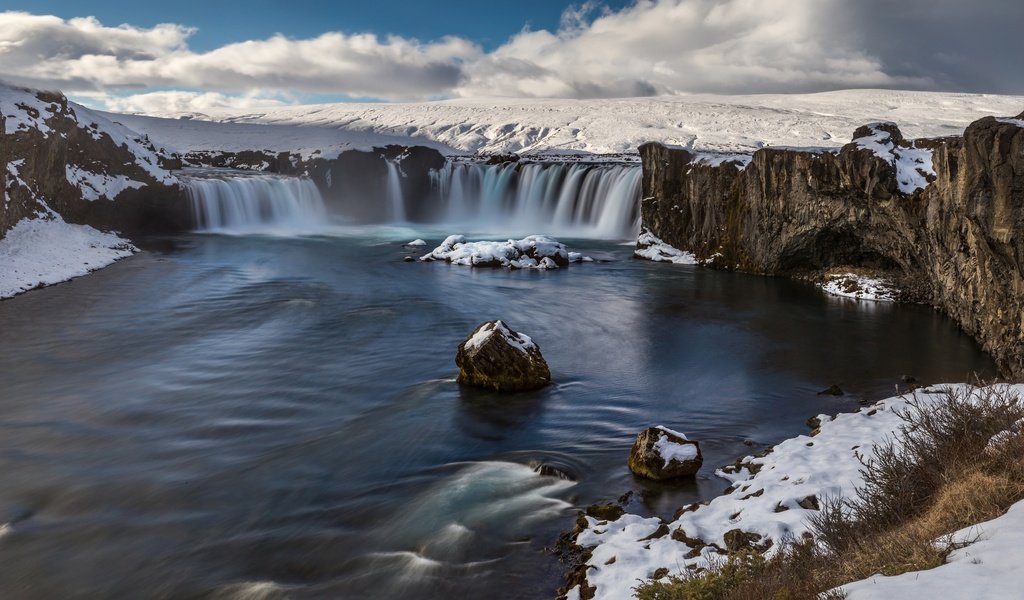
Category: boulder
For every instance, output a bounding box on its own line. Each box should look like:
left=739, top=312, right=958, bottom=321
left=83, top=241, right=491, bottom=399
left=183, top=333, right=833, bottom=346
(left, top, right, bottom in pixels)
left=628, top=426, right=703, bottom=480
left=456, top=320, right=551, bottom=392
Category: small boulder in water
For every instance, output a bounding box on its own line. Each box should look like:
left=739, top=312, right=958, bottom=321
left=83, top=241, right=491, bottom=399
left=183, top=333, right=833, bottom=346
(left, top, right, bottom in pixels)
left=456, top=320, right=551, bottom=392
left=419, top=235, right=579, bottom=269
left=817, top=384, right=844, bottom=396
left=628, top=426, right=703, bottom=480
left=405, top=239, right=427, bottom=247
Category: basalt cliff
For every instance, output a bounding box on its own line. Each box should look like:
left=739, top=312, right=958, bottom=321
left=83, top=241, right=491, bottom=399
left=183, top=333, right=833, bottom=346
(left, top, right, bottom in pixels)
left=639, top=113, right=1024, bottom=378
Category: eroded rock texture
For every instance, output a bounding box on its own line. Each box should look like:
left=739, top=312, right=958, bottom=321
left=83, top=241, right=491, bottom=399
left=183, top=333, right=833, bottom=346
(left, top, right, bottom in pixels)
left=639, top=116, right=1024, bottom=378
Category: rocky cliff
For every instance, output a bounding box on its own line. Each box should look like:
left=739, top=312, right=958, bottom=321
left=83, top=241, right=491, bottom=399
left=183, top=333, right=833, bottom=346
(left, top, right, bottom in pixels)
left=639, top=113, right=1024, bottom=378
left=1, top=87, right=188, bottom=237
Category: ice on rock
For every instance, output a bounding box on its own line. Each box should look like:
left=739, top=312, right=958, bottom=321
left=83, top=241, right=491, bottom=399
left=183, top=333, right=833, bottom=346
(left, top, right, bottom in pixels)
left=634, top=229, right=698, bottom=264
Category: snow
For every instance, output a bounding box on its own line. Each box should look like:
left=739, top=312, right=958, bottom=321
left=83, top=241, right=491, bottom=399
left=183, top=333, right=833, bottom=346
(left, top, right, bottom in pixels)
left=652, top=429, right=699, bottom=465
left=854, top=123, right=936, bottom=194
left=418, top=234, right=579, bottom=270
left=842, top=498, right=1024, bottom=600
left=465, top=320, right=538, bottom=354
left=996, top=118, right=1024, bottom=128
left=821, top=272, right=898, bottom=301
left=570, top=384, right=1021, bottom=600
left=0, top=87, right=57, bottom=136
left=0, top=214, right=137, bottom=299
left=65, top=165, right=146, bottom=201
left=405, top=239, right=427, bottom=246
left=102, top=110, right=458, bottom=159
left=634, top=230, right=698, bottom=265
left=124, top=89, right=1024, bottom=157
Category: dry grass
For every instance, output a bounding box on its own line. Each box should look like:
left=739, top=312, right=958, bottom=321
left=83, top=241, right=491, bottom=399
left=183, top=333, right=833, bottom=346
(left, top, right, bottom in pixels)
left=635, top=384, right=1024, bottom=599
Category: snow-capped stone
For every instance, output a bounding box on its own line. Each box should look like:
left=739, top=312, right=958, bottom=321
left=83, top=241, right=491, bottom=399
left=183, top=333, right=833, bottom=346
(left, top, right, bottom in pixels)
left=456, top=320, right=550, bottom=392
left=420, top=235, right=574, bottom=269
left=404, top=238, right=427, bottom=247
left=628, top=426, right=703, bottom=480
left=634, top=229, right=698, bottom=264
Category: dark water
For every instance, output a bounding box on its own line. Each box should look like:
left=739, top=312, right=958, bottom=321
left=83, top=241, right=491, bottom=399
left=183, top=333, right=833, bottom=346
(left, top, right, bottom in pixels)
left=0, top=230, right=993, bottom=599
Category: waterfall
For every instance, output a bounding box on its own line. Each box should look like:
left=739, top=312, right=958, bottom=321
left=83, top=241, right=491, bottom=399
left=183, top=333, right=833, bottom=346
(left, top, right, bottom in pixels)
left=431, top=161, right=642, bottom=239
left=182, top=170, right=328, bottom=233
left=385, top=160, right=406, bottom=222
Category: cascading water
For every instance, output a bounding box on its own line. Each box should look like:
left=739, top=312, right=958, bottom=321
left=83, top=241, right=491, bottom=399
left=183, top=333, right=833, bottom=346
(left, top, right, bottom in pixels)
left=385, top=160, right=407, bottom=222
left=182, top=169, right=328, bottom=233
left=430, top=161, right=642, bottom=239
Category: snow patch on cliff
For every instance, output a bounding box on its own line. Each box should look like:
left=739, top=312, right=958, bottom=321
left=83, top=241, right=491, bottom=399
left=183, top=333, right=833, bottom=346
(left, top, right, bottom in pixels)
left=0, top=213, right=137, bottom=299
left=65, top=165, right=146, bottom=201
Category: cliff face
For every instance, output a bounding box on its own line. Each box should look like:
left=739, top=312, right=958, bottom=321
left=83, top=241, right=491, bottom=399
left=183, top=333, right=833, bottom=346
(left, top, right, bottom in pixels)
left=640, top=114, right=1024, bottom=378
left=1, top=88, right=188, bottom=236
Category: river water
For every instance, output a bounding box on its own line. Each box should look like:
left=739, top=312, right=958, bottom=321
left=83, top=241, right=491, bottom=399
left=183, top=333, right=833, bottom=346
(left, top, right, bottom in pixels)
left=0, top=221, right=993, bottom=598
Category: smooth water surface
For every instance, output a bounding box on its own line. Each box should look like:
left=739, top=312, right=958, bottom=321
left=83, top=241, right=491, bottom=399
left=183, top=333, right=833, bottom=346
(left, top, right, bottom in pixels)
left=0, top=231, right=994, bottom=599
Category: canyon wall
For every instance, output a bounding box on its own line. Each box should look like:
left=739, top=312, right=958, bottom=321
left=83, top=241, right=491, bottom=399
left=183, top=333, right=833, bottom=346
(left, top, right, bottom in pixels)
left=640, top=114, right=1024, bottom=378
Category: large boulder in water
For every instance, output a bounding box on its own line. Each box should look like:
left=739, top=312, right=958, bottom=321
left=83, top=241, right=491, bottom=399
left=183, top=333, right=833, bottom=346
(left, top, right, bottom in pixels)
left=628, top=426, right=703, bottom=480
left=456, top=320, right=551, bottom=392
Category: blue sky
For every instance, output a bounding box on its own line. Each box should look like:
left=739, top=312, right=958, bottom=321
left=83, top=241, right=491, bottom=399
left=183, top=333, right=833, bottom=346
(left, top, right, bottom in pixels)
left=23, top=0, right=632, bottom=51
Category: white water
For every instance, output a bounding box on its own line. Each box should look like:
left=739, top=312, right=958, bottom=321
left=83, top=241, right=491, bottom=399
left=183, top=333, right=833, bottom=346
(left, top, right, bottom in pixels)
left=431, top=161, right=642, bottom=239
left=385, top=160, right=407, bottom=222
left=183, top=170, right=328, bottom=233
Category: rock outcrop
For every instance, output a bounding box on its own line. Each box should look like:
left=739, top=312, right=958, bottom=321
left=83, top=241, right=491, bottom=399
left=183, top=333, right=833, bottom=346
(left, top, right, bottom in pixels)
left=456, top=320, right=551, bottom=392
left=639, top=115, right=1024, bottom=379
left=628, top=426, right=703, bottom=480
left=1, top=87, right=188, bottom=237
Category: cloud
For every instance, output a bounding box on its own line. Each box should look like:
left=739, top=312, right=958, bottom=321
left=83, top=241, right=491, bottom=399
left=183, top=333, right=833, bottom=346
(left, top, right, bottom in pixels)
left=0, top=1, right=1021, bottom=114
left=74, top=90, right=292, bottom=116
left=0, top=10, right=478, bottom=101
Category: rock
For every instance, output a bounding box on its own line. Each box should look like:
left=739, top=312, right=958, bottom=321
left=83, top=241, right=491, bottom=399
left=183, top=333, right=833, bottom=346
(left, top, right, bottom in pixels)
left=628, top=426, right=703, bottom=480
left=585, top=502, right=625, bottom=522
left=402, top=256, right=415, bottom=262
left=900, top=374, right=917, bottom=384
left=455, top=320, right=551, bottom=392
left=637, top=114, right=1024, bottom=380
left=530, top=461, right=575, bottom=481
left=817, top=384, right=844, bottom=396
left=723, top=528, right=773, bottom=553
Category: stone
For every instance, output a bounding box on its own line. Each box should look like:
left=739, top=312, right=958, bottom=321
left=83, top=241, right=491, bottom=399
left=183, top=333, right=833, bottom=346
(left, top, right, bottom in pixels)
left=817, top=384, right=844, bottom=396
left=628, top=426, right=703, bottom=480
left=455, top=320, right=550, bottom=392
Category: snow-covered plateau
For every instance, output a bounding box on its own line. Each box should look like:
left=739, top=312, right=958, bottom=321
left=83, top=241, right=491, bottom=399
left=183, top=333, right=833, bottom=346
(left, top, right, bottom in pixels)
left=108, top=89, right=1024, bottom=156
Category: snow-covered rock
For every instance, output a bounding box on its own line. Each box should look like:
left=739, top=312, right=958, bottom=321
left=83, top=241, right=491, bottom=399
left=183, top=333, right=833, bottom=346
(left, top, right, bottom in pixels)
left=628, top=426, right=703, bottom=480
left=456, top=320, right=551, bottom=392
left=419, top=235, right=586, bottom=269
left=820, top=272, right=898, bottom=302
left=634, top=229, right=698, bottom=264
left=852, top=122, right=936, bottom=194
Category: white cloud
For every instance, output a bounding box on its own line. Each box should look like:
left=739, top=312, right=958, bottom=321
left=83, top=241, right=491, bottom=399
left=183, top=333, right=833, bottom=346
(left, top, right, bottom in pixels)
left=0, top=0, right=1021, bottom=114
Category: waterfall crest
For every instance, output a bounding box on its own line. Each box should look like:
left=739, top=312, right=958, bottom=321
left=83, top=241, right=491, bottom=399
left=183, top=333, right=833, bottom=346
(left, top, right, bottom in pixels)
left=183, top=170, right=328, bottom=233
left=431, top=161, right=642, bottom=239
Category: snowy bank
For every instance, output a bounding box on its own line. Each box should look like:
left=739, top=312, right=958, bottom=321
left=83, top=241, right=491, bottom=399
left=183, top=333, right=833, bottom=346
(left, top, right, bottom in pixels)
left=0, top=214, right=137, bottom=299
left=842, top=498, right=1024, bottom=599
left=564, top=384, right=1024, bottom=600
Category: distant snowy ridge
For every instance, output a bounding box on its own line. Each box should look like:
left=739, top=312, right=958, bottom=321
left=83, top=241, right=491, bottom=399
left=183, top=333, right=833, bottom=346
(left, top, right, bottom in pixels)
left=117, top=89, right=1024, bottom=156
